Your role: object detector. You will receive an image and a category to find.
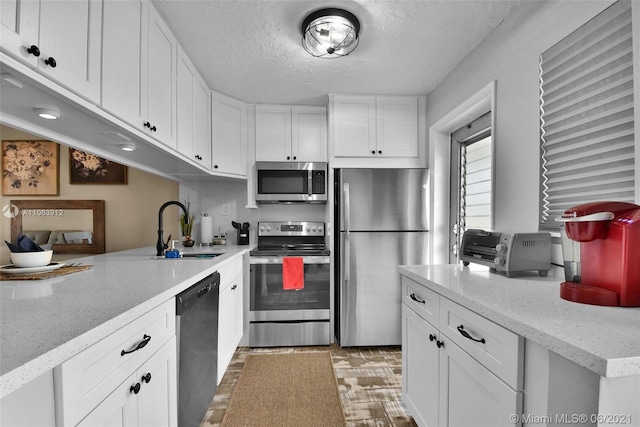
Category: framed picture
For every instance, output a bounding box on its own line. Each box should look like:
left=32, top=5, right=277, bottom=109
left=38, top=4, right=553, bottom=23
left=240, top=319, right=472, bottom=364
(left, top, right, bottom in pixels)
left=2, top=140, right=60, bottom=196
left=69, top=148, right=127, bottom=185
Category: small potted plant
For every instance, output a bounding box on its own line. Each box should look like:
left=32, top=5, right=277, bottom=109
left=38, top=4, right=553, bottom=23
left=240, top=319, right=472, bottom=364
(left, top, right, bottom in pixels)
left=179, top=212, right=195, bottom=247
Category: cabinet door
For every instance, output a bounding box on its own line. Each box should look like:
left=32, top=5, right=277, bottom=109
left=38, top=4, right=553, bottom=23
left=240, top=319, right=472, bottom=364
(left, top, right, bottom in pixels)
left=211, top=92, right=247, bottom=176
left=192, top=76, right=211, bottom=169
left=229, top=274, right=243, bottom=350
left=332, top=96, right=376, bottom=157
left=439, top=338, right=522, bottom=427
left=76, top=373, right=138, bottom=427
left=137, top=337, right=178, bottom=427
left=292, top=106, right=327, bottom=162
left=0, top=0, right=40, bottom=67
left=146, top=4, right=177, bottom=148
left=376, top=97, right=418, bottom=157
left=217, top=283, right=231, bottom=384
left=38, top=0, right=102, bottom=102
left=402, top=305, right=440, bottom=427
left=255, top=105, right=292, bottom=161
left=101, top=0, right=145, bottom=128
left=176, top=49, right=194, bottom=158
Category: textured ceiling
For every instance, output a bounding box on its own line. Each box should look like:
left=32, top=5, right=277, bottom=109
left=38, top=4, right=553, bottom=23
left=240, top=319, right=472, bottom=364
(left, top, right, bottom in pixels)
left=151, top=0, right=522, bottom=106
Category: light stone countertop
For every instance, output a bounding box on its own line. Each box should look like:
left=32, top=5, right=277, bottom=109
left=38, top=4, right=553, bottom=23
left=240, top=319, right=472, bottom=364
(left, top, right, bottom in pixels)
left=0, top=244, right=253, bottom=398
left=398, top=264, right=640, bottom=378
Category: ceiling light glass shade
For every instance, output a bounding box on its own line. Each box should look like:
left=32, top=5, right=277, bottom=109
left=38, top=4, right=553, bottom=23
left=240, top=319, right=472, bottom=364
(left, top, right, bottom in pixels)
left=301, top=8, right=360, bottom=58
left=35, top=108, right=60, bottom=120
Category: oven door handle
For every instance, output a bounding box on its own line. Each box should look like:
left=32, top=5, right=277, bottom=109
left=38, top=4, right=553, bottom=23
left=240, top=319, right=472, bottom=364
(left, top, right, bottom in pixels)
left=249, top=256, right=330, bottom=265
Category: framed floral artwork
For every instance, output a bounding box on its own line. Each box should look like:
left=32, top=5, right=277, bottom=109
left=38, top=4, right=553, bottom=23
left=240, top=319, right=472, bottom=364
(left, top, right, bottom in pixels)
left=2, top=140, right=60, bottom=195
left=69, top=148, right=127, bottom=184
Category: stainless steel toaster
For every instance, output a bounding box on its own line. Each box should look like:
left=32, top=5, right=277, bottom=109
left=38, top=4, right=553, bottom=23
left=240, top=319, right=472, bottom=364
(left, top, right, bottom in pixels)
left=460, top=229, right=552, bottom=277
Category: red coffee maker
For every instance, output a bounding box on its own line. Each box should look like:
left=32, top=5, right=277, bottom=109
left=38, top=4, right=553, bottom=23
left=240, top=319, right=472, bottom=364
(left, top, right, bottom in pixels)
left=557, top=201, right=640, bottom=306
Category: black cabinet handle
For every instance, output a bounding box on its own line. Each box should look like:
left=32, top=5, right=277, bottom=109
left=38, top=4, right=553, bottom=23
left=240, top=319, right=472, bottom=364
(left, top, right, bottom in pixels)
left=150, top=125, right=157, bottom=132
left=436, top=340, right=444, bottom=348
left=44, top=57, right=56, bottom=68
left=293, top=156, right=297, bottom=160
left=121, top=334, right=151, bottom=356
left=27, top=45, right=40, bottom=57
left=142, top=373, right=152, bottom=384
left=195, top=154, right=202, bottom=161
left=429, top=334, right=436, bottom=342
left=130, top=383, right=141, bottom=394
left=214, top=164, right=219, bottom=169
left=371, top=150, right=376, bottom=154
left=457, top=325, right=486, bottom=344
left=143, top=121, right=151, bottom=128
left=409, top=293, right=425, bottom=304
left=231, top=284, right=237, bottom=290
left=378, top=150, right=382, bottom=154
left=286, top=156, right=291, bottom=160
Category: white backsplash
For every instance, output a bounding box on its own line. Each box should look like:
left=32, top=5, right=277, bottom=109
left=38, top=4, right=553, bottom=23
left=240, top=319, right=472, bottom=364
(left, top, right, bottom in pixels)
left=179, top=178, right=327, bottom=246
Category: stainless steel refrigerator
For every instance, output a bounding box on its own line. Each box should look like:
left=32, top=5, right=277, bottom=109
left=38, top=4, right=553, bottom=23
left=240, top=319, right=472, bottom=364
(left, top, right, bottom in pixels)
left=335, top=168, right=429, bottom=347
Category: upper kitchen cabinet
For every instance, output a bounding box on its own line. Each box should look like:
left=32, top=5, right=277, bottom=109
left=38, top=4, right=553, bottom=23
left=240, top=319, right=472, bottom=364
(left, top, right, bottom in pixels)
left=0, top=0, right=102, bottom=103
left=177, top=45, right=211, bottom=169
left=255, top=105, right=327, bottom=162
left=211, top=91, right=247, bottom=177
left=101, top=0, right=146, bottom=129
left=144, top=3, right=178, bottom=149
left=329, top=94, right=427, bottom=168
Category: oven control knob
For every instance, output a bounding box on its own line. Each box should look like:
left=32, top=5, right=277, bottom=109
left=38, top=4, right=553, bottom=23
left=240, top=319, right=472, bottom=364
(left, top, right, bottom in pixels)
left=312, top=226, right=317, bottom=232
left=266, top=226, right=271, bottom=232
left=259, top=226, right=264, bottom=232
left=318, top=226, right=323, bottom=233
left=495, top=244, right=507, bottom=253
left=306, top=226, right=311, bottom=232
left=494, top=256, right=505, bottom=266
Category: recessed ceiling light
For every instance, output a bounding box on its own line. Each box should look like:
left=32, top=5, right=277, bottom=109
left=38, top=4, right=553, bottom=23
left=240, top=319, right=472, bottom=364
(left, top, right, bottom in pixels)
left=35, top=108, right=60, bottom=120
left=119, top=142, right=136, bottom=152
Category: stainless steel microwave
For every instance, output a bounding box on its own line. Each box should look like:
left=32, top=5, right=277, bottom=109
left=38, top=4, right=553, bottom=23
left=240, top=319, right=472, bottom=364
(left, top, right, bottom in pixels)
left=255, top=161, right=327, bottom=203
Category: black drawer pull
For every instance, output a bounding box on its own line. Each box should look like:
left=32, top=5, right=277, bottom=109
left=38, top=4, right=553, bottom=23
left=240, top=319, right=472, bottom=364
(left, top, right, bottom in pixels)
left=27, top=45, right=40, bottom=57
left=429, top=334, right=436, bottom=342
left=457, top=325, right=486, bottom=344
left=142, top=373, right=152, bottom=384
left=121, top=334, right=151, bottom=356
left=409, top=293, right=425, bottom=304
left=130, top=383, right=141, bottom=394
left=44, top=56, right=57, bottom=68
left=436, top=340, right=444, bottom=348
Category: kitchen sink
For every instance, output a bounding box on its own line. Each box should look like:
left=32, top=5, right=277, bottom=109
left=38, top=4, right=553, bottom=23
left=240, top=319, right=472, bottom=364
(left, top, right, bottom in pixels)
left=150, top=252, right=224, bottom=260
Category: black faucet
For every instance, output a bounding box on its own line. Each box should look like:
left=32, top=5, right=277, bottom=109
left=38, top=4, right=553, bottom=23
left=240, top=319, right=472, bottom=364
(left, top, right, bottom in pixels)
left=157, top=201, right=190, bottom=256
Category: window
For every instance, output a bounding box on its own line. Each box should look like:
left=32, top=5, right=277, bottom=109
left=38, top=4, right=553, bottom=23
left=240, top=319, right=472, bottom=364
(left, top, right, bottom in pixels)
left=539, top=0, right=635, bottom=230
left=450, top=112, right=492, bottom=260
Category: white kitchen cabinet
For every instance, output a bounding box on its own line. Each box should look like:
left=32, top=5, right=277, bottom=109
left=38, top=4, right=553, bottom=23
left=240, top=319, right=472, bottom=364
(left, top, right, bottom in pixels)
left=145, top=3, right=177, bottom=148
left=55, top=299, right=176, bottom=427
left=401, top=276, right=523, bottom=427
left=330, top=95, right=420, bottom=159
left=217, top=258, right=244, bottom=383
left=177, top=45, right=211, bottom=169
left=211, top=91, right=248, bottom=177
left=77, top=337, right=177, bottom=427
left=0, top=0, right=102, bottom=103
left=0, top=370, right=55, bottom=427
left=101, top=0, right=146, bottom=129
left=255, top=105, right=327, bottom=162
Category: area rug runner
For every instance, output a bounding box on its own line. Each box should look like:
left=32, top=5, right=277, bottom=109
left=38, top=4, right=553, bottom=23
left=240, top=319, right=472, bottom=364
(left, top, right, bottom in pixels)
left=220, top=352, right=347, bottom=426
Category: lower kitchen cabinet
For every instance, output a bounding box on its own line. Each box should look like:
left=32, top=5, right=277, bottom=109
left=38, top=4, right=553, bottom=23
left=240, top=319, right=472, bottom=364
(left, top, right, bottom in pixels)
left=401, top=276, right=523, bottom=427
left=217, top=258, right=244, bottom=383
left=77, top=337, right=177, bottom=427
left=55, top=299, right=177, bottom=426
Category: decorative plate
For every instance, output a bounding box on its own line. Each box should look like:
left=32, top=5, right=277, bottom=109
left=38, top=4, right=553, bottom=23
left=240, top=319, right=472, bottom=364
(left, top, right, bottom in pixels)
left=0, top=262, right=66, bottom=275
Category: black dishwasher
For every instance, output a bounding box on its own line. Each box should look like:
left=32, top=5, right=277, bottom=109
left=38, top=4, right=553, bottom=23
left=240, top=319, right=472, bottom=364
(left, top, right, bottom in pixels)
left=176, top=271, right=220, bottom=427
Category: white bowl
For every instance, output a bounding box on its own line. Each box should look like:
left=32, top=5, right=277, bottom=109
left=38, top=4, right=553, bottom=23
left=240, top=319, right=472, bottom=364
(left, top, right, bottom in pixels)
left=10, top=250, right=53, bottom=268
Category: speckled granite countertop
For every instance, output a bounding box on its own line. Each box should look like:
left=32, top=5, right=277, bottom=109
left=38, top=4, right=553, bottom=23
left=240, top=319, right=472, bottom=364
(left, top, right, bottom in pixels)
left=398, top=264, right=640, bottom=378
left=0, top=245, right=253, bottom=398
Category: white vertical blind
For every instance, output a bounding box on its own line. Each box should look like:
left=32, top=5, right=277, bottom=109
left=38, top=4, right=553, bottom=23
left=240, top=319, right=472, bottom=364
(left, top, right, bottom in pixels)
left=539, top=0, right=635, bottom=229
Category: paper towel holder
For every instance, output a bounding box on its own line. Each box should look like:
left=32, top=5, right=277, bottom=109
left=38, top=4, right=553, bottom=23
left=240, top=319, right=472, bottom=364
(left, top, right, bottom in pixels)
left=200, top=213, right=214, bottom=246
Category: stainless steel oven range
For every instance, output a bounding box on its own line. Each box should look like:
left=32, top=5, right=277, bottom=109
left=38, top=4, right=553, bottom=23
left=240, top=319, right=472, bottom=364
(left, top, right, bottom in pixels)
left=249, top=221, right=330, bottom=347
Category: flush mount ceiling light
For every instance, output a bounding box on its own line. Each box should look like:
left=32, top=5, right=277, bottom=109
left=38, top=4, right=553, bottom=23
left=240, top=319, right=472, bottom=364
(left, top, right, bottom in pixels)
left=119, top=142, right=136, bottom=152
left=301, top=8, right=360, bottom=58
left=35, top=108, right=60, bottom=120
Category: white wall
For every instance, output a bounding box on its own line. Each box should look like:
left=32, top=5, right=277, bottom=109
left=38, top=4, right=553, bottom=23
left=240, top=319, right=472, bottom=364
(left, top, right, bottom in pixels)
left=424, top=0, right=634, bottom=263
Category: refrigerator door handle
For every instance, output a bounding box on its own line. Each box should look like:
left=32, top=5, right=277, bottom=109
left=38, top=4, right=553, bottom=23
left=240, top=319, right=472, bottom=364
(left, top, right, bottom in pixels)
left=343, top=182, right=351, bottom=231
left=341, top=230, right=353, bottom=345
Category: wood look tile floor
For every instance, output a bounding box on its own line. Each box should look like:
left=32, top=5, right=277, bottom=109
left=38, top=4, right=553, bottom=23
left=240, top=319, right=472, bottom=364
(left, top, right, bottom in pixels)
left=201, top=344, right=418, bottom=427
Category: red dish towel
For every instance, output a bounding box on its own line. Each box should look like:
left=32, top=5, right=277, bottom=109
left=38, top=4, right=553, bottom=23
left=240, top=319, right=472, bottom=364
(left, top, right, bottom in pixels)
left=282, top=257, right=304, bottom=291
